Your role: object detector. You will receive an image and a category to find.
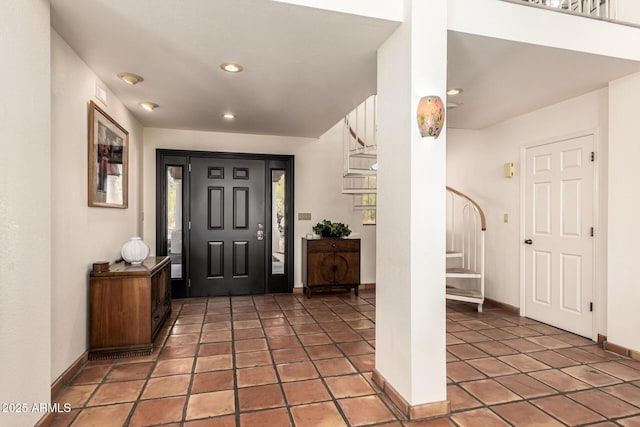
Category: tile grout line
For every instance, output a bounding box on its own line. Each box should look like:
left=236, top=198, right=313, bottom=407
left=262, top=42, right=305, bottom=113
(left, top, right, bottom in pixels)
left=295, top=293, right=399, bottom=426
left=49, top=294, right=640, bottom=426
left=446, top=304, right=638, bottom=426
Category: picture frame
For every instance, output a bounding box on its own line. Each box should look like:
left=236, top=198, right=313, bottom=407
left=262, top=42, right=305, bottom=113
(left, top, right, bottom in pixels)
left=88, top=100, right=129, bottom=208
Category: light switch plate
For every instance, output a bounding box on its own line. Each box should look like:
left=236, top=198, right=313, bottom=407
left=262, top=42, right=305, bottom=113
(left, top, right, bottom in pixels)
left=504, top=162, right=515, bottom=178
left=95, top=82, right=108, bottom=105
left=298, top=212, right=312, bottom=221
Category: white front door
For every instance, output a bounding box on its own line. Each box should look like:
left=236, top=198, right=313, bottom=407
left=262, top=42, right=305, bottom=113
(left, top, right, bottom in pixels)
left=524, top=134, right=595, bottom=338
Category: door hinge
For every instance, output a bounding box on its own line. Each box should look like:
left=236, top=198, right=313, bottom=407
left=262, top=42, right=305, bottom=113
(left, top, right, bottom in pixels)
left=189, top=163, right=192, bottom=172
left=591, top=152, right=595, bottom=162
left=590, top=302, right=593, bottom=312
left=188, top=221, right=191, bottom=230
left=590, top=227, right=595, bottom=237
left=188, top=279, right=191, bottom=288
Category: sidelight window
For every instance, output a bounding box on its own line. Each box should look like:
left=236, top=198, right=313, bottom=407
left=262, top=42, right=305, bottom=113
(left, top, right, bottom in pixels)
left=166, top=166, right=183, bottom=279
left=271, top=170, right=286, bottom=275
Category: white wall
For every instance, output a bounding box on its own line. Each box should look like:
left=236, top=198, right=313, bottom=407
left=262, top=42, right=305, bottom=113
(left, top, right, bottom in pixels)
left=613, top=0, right=640, bottom=25
left=447, top=88, right=609, bottom=334
left=0, top=1, right=51, bottom=425
left=51, top=30, right=144, bottom=381
left=608, top=72, right=640, bottom=352
left=272, top=0, right=403, bottom=21
left=448, top=0, right=640, bottom=62
left=143, top=123, right=376, bottom=287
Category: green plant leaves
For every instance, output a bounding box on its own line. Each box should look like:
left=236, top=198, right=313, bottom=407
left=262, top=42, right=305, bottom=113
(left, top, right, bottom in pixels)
left=312, top=219, right=351, bottom=238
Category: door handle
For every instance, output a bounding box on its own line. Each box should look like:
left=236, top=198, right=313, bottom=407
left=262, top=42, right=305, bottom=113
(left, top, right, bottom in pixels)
left=524, top=239, right=533, bottom=245
left=257, top=223, right=264, bottom=241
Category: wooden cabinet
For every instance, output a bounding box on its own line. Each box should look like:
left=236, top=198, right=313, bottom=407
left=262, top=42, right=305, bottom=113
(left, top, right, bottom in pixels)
left=301, top=238, right=360, bottom=297
left=89, top=256, right=171, bottom=359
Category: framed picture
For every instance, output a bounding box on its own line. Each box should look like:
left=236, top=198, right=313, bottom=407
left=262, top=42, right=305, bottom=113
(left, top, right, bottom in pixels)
left=88, top=100, right=128, bottom=208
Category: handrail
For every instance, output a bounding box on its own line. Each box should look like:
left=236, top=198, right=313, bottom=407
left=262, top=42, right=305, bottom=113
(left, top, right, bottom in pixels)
left=446, top=186, right=486, bottom=231
left=345, top=117, right=366, bottom=147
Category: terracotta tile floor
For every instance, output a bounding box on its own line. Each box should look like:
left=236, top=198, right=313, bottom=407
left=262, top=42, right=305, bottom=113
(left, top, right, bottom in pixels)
left=51, top=290, right=640, bottom=426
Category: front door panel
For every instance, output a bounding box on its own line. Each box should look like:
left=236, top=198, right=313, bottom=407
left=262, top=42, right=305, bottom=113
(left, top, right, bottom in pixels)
left=190, top=157, right=265, bottom=296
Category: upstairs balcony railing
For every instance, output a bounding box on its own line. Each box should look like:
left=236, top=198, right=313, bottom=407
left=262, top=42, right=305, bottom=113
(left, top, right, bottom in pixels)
left=511, top=0, right=611, bottom=19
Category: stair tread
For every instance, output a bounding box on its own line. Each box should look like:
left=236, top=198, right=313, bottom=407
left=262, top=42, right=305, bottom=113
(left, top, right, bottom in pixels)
left=446, top=267, right=480, bottom=276
left=349, top=149, right=377, bottom=159
left=342, top=189, right=377, bottom=194
left=344, top=170, right=377, bottom=177
left=446, top=285, right=483, bottom=299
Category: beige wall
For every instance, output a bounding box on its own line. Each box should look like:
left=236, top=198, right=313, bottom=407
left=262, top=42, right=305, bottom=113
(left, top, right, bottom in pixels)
left=143, top=123, right=376, bottom=288
left=51, top=30, right=144, bottom=381
left=0, top=1, right=51, bottom=425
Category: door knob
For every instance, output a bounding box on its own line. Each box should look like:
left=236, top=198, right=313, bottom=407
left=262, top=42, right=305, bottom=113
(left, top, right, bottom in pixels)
left=524, top=239, right=533, bottom=245
left=257, top=223, right=264, bottom=240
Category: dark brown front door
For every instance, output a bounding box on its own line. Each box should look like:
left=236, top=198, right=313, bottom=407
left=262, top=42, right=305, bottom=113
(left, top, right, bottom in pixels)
left=189, top=157, right=265, bottom=296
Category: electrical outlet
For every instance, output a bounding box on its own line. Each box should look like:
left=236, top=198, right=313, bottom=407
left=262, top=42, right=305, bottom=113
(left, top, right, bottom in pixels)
left=504, top=213, right=509, bottom=223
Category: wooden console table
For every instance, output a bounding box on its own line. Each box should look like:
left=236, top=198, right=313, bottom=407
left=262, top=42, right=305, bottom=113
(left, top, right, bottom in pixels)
left=89, top=256, right=171, bottom=359
left=301, top=238, right=360, bottom=297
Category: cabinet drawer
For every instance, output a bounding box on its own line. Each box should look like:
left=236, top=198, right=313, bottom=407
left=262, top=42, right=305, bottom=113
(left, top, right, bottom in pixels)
left=307, top=238, right=359, bottom=252
left=307, top=252, right=360, bottom=286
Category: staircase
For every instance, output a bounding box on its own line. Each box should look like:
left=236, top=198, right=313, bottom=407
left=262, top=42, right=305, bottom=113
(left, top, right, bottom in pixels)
left=446, top=186, right=486, bottom=312
left=339, top=99, right=486, bottom=310
left=342, top=95, right=377, bottom=216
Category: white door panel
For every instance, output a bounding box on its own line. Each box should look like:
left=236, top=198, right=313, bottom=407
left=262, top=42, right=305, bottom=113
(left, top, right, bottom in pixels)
left=524, top=135, right=594, bottom=338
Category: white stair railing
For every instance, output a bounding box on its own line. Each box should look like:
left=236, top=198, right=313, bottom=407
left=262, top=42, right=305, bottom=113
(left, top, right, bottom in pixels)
left=446, top=186, right=486, bottom=312
left=343, top=95, right=377, bottom=200
left=514, top=0, right=611, bottom=19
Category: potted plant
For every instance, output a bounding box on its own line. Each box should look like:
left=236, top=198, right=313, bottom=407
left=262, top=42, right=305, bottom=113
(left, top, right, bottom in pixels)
left=312, top=219, right=352, bottom=238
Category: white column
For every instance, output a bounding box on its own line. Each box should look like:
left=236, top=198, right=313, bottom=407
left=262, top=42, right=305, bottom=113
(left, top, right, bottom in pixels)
left=0, top=0, right=52, bottom=425
left=375, top=0, right=448, bottom=411
left=608, top=72, right=640, bottom=354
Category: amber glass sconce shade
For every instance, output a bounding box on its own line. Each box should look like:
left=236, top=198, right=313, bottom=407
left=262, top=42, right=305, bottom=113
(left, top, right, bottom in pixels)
left=416, top=96, right=445, bottom=139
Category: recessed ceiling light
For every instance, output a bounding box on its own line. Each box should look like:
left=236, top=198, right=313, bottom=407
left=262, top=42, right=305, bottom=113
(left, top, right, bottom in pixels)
left=222, top=113, right=236, bottom=120
left=117, top=72, right=144, bottom=85
left=140, top=102, right=158, bottom=111
left=220, top=62, right=244, bottom=73
left=447, top=88, right=463, bottom=96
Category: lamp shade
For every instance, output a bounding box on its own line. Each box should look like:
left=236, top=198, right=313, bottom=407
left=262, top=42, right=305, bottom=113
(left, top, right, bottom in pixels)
left=416, top=96, right=445, bottom=138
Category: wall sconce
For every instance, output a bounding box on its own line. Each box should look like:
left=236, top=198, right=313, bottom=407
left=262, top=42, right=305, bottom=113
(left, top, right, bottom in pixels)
left=416, top=96, right=445, bottom=139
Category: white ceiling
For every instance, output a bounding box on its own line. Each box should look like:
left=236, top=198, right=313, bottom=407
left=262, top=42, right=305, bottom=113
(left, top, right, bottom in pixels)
left=50, top=0, right=399, bottom=138
left=50, top=0, right=640, bottom=137
left=447, top=31, right=640, bottom=129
